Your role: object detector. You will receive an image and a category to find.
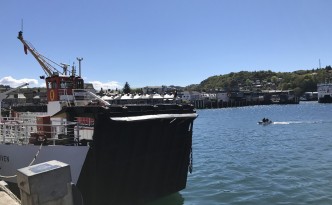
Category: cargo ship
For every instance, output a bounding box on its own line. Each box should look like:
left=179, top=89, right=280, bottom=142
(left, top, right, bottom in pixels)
left=0, top=31, right=197, bottom=205
left=317, top=83, right=332, bottom=103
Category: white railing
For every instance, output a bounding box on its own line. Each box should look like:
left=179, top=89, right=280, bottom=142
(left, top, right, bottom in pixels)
left=0, top=118, right=86, bottom=145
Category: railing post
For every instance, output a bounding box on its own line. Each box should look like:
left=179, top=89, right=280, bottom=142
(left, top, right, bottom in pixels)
left=3, top=123, right=6, bottom=143
left=25, top=124, right=28, bottom=144
left=76, top=123, right=79, bottom=146
left=0, top=123, right=3, bottom=144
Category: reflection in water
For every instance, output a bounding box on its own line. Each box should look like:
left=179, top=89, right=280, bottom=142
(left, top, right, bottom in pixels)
left=146, top=192, right=184, bottom=205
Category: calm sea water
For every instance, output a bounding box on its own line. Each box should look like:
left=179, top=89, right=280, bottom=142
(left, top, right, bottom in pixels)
left=149, top=101, right=332, bottom=205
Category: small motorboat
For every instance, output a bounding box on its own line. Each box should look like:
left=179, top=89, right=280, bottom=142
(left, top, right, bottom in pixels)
left=258, top=118, right=272, bottom=125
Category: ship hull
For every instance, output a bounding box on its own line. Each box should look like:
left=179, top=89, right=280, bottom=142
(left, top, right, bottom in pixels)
left=78, top=113, right=195, bottom=205
left=317, top=83, right=332, bottom=103
left=1, top=105, right=197, bottom=205
left=0, top=145, right=89, bottom=184
left=318, top=96, right=332, bottom=103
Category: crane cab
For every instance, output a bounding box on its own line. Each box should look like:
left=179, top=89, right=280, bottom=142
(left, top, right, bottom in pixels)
left=46, top=75, right=84, bottom=102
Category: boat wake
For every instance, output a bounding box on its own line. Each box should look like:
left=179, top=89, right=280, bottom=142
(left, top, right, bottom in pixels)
left=272, top=122, right=290, bottom=125
left=272, top=120, right=328, bottom=125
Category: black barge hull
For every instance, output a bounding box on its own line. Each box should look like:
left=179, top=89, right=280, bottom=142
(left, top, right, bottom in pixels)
left=67, top=105, right=197, bottom=205
left=318, top=96, right=332, bottom=103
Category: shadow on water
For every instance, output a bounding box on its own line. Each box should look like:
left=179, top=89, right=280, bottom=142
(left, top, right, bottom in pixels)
left=146, top=192, right=184, bottom=205
left=7, top=182, right=184, bottom=205
left=8, top=183, right=184, bottom=205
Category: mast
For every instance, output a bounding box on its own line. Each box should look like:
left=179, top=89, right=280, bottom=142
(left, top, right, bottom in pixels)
left=77, top=57, right=83, bottom=77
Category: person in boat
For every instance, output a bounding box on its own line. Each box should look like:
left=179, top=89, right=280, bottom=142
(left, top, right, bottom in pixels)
left=262, top=118, right=266, bottom=122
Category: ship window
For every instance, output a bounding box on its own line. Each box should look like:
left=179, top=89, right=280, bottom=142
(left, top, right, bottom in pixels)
left=60, top=81, right=65, bottom=88
left=52, top=81, right=57, bottom=89
left=67, top=81, right=73, bottom=88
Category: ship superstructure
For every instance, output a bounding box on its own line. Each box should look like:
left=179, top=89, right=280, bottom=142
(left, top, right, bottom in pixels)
left=317, top=82, right=332, bottom=103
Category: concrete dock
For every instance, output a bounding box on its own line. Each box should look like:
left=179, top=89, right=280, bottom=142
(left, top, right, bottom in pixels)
left=1, top=160, right=76, bottom=205
left=0, top=181, right=20, bottom=205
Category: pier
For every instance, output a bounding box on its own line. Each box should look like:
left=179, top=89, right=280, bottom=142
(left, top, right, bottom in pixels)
left=0, top=181, right=20, bottom=205
left=191, top=90, right=300, bottom=109
left=0, top=160, right=78, bottom=205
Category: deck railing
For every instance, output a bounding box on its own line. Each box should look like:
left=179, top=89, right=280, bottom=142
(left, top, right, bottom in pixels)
left=0, top=117, right=87, bottom=145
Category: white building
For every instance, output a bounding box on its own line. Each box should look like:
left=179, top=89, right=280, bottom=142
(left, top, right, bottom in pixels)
left=179, top=91, right=201, bottom=102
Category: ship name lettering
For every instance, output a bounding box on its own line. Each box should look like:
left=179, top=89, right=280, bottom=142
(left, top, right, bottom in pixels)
left=0, top=155, right=9, bottom=162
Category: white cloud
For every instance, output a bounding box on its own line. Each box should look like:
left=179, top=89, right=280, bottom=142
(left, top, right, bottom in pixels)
left=88, top=80, right=122, bottom=91
left=0, top=76, right=39, bottom=88
left=0, top=76, right=122, bottom=91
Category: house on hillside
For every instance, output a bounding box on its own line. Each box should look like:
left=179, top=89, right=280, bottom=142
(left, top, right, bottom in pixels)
left=142, top=86, right=168, bottom=94
left=216, top=91, right=230, bottom=102
left=179, top=91, right=201, bottom=102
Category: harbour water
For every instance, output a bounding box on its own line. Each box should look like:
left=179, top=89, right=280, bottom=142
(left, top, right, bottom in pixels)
left=149, top=101, right=332, bottom=205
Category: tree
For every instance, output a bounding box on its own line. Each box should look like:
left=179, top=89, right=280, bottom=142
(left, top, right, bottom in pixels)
left=98, top=88, right=104, bottom=96
left=0, top=84, right=11, bottom=89
left=271, top=76, right=278, bottom=84
left=245, top=79, right=252, bottom=86
left=293, top=87, right=302, bottom=96
left=123, top=82, right=131, bottom=94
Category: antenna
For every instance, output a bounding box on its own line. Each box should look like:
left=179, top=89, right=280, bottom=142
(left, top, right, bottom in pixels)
left=60, top=63, right=70, bottom=75
left=77, top=57, right=83, bottom=77
left=21, top=19, right=24, bottom=32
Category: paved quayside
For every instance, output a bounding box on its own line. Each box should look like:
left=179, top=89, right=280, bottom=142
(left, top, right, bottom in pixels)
left=0, top=181, right=20, bottom=205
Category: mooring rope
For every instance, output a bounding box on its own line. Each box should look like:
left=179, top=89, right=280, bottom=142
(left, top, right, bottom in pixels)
left=188, top=122, right=193, bottom=174
left=28, top=139, right=45, bottom=167
left=0, top=139, right=44, bottom=179
left=189, top=147, right=193, bottom=174
left=0, top=174, right=17, bottom=179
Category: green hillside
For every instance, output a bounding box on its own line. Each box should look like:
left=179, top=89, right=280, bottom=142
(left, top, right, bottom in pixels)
left=186, top=66, right=332, bottom=96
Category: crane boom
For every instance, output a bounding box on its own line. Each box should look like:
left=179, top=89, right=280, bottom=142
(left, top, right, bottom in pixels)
left=0, top=83, right=29, bottom=118
left=17, top=31, right=62, bottom=77
left=0, top=83, right=29, bottom=97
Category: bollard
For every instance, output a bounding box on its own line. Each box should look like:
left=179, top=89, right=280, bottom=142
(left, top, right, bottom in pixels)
left=16, top=160, right=74, bottom=205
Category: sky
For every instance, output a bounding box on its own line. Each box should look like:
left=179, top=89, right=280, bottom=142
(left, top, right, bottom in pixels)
left=1, top=0, right=332, bottom=90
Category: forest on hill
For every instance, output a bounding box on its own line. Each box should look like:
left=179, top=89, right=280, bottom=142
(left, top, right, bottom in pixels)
left=1, top=67, right=332, bottom=97
left=185, top=66, right=332, bottom=96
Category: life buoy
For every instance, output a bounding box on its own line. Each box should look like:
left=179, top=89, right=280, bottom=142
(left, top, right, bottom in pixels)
left=50, top=89, right=55, bottom=101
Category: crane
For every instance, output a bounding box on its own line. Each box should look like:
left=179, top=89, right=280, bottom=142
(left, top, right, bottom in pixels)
left=17, top=31, right=64, bottom=77
left=0, top=83, right=29, bottom=119
left=17, top=31, right=84, bottom=103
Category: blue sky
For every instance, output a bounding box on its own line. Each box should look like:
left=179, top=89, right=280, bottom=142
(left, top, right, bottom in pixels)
left=1, top=0, right=332, bottom=90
